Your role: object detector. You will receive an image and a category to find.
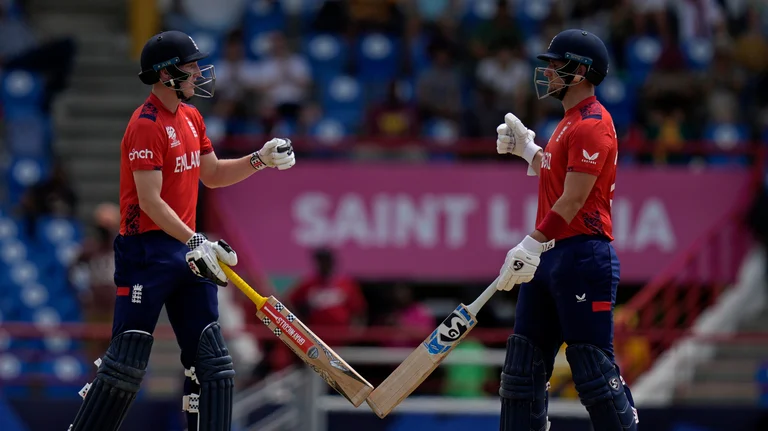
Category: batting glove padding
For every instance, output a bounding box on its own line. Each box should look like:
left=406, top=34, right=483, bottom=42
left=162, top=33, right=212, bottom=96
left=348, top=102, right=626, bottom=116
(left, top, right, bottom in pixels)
left=251, top=138, right=296, bottom=171
left=186, top=233, right=238, bottom=287
left=497, top=235, right=554, bottom=291
left=497, top=113, right=542, bottom=166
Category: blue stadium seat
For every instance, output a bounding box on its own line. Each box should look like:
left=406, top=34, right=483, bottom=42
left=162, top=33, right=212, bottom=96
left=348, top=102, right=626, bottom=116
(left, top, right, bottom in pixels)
left=682, top=38, right=714, bottom=71
left=422, top=119, right=459, bottom=145
left=0, top=217, right=20, bottom=242
left=0, top=352, right=33, bottom=397
left=188, top=29, right=224, bottom=65
left=0, top=239, right=27, bottom=265
left=534, top=118, right=561, bottom=145
left=303, top=33, right=347, bottom=84
left=6, top=156, right=50, bottom=205
left=703, top=123, right=750, bottom=166
left=5, top=109, right=51, bottom=158
left=516, top=1, right=552, bottom=37
left=243, top=0, right=286, bottom=60
left=18, top=282, right=49, bottom=311
left=8, top=261, right=39, bottom=287
left=596, top=76, right=635, bottom=133
left=625, top=36, right=662, bottom=87
left=409, top=33, right=431, bottom=76
left=36, top=216, right=83, bottom=247
left=309, top=117, right=347, bottom=145
left=460, top=0, right=499, bottom=29
left=322, top=75, right=364, bottom=129
left=354, top=33, right=401, bottom=84
left=41, top=354, right=87, bottom=398
left=0, top=70, right=45, bottom=114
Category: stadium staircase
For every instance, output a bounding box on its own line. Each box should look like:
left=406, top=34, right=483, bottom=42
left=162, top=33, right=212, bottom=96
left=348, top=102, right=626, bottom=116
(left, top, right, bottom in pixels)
left=618, top=162, right=768, bottom=407
left=30, top=0, right=146, bottom=222
left=25, top=0, right=182, bottom=397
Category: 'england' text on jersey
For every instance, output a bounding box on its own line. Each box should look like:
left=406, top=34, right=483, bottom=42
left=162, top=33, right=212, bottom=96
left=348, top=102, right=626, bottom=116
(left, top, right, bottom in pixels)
left=175, top=150, right=201, bottom=173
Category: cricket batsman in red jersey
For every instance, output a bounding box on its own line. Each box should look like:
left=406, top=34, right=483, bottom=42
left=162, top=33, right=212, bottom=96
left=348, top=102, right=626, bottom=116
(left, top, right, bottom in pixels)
left=494, top=29, right=639, bottom=431
left=68, top=31, right=295, bottom=431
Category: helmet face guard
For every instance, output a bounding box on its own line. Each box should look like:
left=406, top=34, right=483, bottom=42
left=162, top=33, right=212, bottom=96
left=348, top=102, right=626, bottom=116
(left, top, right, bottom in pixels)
left=534, top=52, right=593, bottom=100
left=157, top=59, right=216, bottom=100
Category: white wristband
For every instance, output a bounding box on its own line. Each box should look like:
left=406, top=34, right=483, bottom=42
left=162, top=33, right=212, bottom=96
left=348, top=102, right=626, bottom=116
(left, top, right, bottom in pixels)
left=522, top=140, right=542, bottom=166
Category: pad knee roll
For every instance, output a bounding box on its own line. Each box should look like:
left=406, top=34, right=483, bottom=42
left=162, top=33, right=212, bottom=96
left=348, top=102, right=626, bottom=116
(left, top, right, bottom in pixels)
left=566, top=344, right=637, bottom=431
left=185, top=322, right=235, bottom=431
left=70, top=330, right=153, bottom=431
left=499, top=335, right=549, bottom=431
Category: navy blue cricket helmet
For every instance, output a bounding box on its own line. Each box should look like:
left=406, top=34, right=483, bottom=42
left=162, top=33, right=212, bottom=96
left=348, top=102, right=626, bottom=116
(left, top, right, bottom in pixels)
left=534, top=29, right=609, bottom=100
left=138, top=30, right=215, bottom=100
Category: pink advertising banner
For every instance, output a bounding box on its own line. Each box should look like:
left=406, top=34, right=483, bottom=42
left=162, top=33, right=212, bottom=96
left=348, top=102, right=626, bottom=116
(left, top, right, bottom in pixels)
left=209, top=163, right=751, bottom=283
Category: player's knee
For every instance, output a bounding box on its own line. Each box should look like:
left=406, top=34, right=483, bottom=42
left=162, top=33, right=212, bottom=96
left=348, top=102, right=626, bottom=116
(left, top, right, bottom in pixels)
left=183, top=322, right=235, bottom=431
left=565, top=343, right=622, bottom=405
left=499, top=334, right=546, bottom=401
left=98, top=330, right=153, bottom=392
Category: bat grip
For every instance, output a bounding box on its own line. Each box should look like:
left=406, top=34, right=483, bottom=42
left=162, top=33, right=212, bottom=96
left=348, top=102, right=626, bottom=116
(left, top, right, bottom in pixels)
left=466, top=276, right=499, bottom=316
left=219, top=262, right=268, bottom=309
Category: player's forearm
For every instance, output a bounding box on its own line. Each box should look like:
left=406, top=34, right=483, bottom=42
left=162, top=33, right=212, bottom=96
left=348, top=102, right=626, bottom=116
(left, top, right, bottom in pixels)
left=139, top=198, right=196, bottom=243
left=530, top=198, right=582, bottom=242
left=203, top=156, right=257, bottom=188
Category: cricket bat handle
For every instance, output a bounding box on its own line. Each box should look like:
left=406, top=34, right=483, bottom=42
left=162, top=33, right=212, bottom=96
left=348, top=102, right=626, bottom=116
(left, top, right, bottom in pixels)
left=466, top=276, right=500, bottom=316
left=219, top=263, right=268, bottom=309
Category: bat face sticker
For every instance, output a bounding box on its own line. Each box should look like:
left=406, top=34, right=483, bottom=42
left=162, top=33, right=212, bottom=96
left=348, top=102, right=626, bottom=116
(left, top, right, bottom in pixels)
left=438, top=311, right=469, bottom=343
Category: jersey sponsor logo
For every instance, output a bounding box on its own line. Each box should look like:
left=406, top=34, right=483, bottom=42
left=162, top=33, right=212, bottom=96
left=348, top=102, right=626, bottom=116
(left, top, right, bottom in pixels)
left=581, top=150, right=599, bottom=164
left=185, top=116, right=199, bottom=138
left=174, top=150, right=201, bottom=173
left=541, top=151, right=552, bottom=170
left=166, top=126, right=181, bottom=148
left=128, top=149, right=153, bottom=161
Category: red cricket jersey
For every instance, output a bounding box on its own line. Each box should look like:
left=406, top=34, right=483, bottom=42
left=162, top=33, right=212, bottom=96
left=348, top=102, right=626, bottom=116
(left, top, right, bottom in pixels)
left=537, top=96, right=618, bottom=241
left=118, top=93, right=213, bottom=236
left=287, top=275, right=366, bottom=327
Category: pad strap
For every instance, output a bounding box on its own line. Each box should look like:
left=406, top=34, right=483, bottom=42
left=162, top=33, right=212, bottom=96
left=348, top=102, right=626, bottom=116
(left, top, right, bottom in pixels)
left=69, top=331, right=153, bottom=431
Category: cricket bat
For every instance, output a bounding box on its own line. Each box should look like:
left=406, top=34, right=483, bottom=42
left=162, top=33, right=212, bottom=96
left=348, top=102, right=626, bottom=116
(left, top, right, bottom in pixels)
left=220, top=263, right=374, bottom=407
left=366, top=277, right=500, bottom=418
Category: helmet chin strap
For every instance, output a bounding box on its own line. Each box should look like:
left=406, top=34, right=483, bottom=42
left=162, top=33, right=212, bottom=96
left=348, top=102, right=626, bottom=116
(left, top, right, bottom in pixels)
left=166, top=78, right=192, bottom=101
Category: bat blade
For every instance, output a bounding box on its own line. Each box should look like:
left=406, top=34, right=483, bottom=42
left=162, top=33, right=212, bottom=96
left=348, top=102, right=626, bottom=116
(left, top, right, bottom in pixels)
left=258, top=296, right=374, bottom=407
left=365, top=304, right=478, bottom=418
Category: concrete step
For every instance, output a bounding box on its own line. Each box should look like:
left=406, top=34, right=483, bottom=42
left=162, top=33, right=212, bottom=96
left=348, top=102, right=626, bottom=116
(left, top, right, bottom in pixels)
left=72, top=180, right=119, bottom=203
left=29, top=0, right=125, bottom=14
left=714, top=343, right=768, bottom=360
left=68, top=75, right=145, bottom=96
left=55, top=138, right=122, bottom=157
left=68, top=158, right=121, bottom=180
left=692, top=359, right=762, bottom=384
left=33, top=14, right=125, bottom=38
left=59, top=94, right=145, bottom=119
left=55, top=118, right=128, bottom=139
left=73, top=56, right=138, bottom=78
left=675, top=382, right=759, bottom=405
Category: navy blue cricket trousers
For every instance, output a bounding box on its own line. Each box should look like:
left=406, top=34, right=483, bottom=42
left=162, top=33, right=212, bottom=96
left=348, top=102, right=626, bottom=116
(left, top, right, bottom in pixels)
left=513, top=234, right=621, bottom=379
left=112, top=230, right=220, bottom=370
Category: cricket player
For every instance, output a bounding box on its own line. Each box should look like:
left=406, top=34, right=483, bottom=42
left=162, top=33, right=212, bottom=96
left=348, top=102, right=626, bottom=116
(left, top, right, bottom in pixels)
left=494, top=29, right=639, bottom=430
left=68, top=30, right=295, bottom=431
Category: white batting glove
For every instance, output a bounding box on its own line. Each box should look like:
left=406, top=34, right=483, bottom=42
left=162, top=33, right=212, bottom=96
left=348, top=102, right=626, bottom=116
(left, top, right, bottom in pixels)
left=250, top=138, right=296, bottom=171
left=185, top=233, right=238, bottom=287
left=496, top=113, right=541, bottom=166
left=497, top=236, right=554, bottom=291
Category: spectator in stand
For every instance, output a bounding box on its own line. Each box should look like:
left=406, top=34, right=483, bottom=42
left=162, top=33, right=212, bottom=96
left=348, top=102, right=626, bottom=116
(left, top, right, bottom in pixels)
left=416, top=40, right=462, bottom=125
left=475, top=39, right=530, bottom=120
left=0, top=2, right=76, bottom=112
left=68, top=202, right=120, bottom=359
left=287, top=248, right=367, bottom=331
left=255, top=31, right=312, bottom=126
left=381, top=283, right=433, bottom=348
left=467, top=0, right=522, bottom=65
left=364, top=80, right=419, bottom=138
left=210, top=29, right=262, bottom=131
left=17, top=158, right=78, bottom=238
